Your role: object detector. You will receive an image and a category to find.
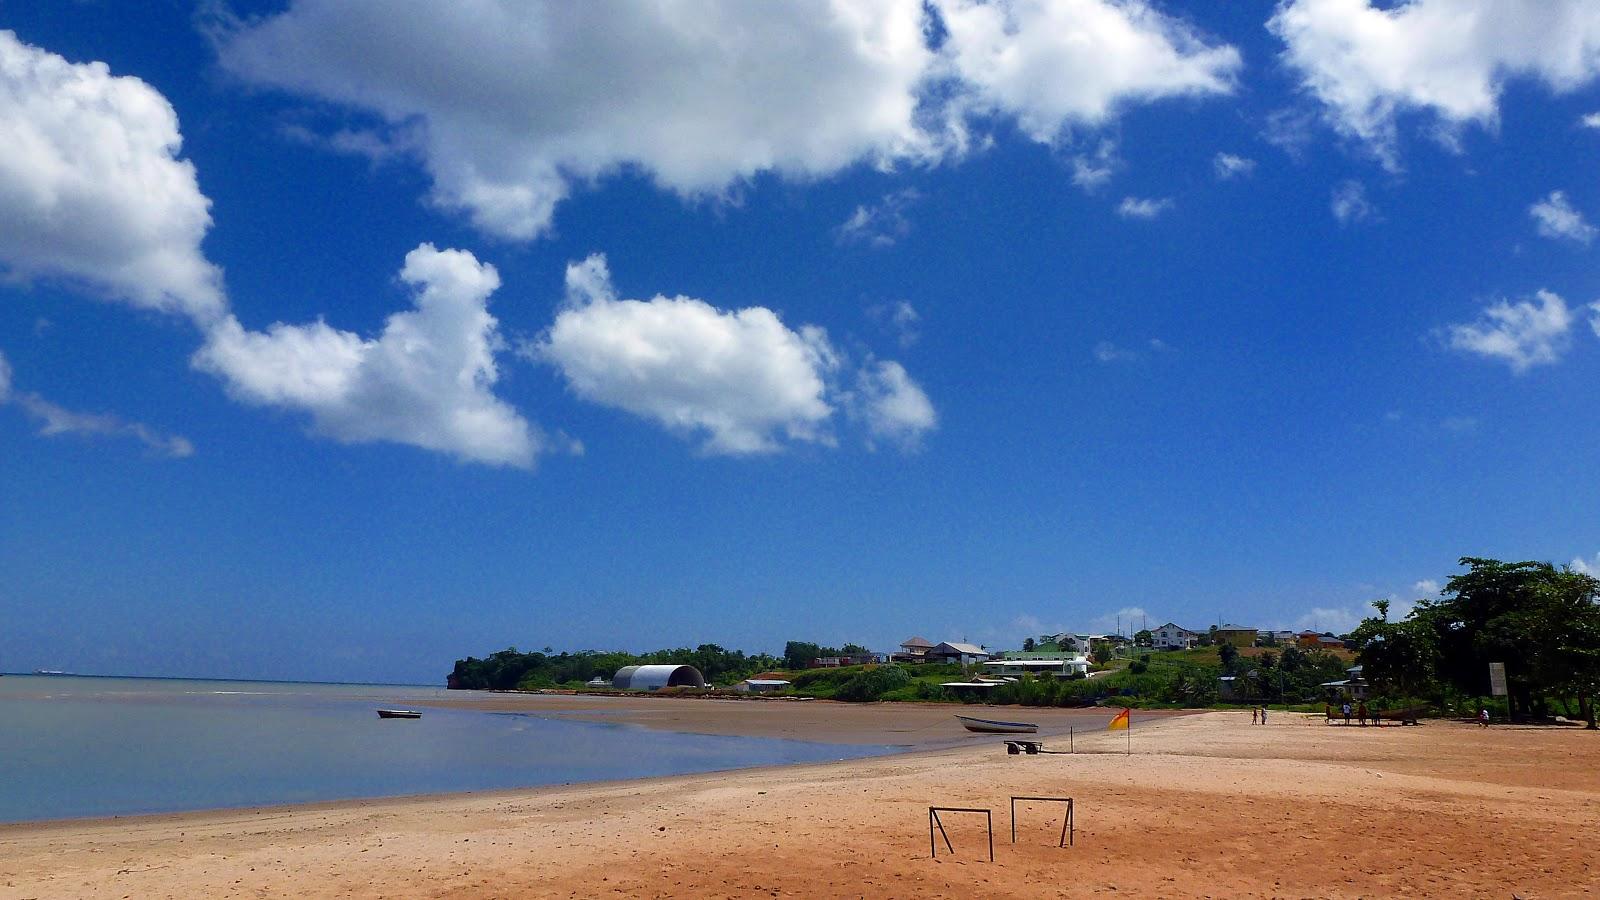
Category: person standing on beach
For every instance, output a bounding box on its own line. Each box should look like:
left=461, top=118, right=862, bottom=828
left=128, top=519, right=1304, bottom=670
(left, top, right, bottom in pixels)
left=1479, top=707, right=1490, bottom=728
left=1259, top=706, right=1267, bottom=725
left=1251, top=706, right=1259, bottom=725
left=1342, top=702, right=1352, bottom=725
left=1358, top=701, right=1368, bottom=726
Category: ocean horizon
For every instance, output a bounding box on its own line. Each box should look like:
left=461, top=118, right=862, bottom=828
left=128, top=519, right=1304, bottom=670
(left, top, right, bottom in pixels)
left=0, top=674, right=891, bottom=824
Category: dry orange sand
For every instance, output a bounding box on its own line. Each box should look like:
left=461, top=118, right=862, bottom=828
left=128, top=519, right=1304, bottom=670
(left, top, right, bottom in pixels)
left=2, top=709, right=1595, bottom=899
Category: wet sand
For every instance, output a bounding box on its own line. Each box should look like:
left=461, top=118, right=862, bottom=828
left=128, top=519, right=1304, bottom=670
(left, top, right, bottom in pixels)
left=2, top=709, right=1596, bottom=898
left=425, top=691, right=1185, bottom=745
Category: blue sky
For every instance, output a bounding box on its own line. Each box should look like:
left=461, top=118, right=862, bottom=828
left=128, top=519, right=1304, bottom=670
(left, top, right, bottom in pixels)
left=4, top=1, right=1600, bottom=683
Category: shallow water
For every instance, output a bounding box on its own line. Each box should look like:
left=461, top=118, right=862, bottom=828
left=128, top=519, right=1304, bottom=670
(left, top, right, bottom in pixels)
left=0, top=674, right=892, bottom=823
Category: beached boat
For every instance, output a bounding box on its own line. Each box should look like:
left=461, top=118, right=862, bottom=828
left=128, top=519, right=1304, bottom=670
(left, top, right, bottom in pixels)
left=376, top=709, right=422, bottom=719
left=955, top=714, right=1038, bottom=734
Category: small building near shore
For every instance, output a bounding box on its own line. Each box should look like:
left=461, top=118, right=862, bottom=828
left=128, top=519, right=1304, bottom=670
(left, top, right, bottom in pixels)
left=734, top=678, right=791, bottom=694
left=611, top=664, right=706, bottom=691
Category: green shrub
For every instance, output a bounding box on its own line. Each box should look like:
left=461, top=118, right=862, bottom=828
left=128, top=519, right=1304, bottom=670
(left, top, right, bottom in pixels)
left=833, top=665, right=913, bottom=702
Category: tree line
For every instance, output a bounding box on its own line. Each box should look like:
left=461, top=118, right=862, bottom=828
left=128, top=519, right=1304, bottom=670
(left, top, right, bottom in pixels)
left=448, top=644, right=783, bottom=691
left=1351, top=557, right=1600, bottom=727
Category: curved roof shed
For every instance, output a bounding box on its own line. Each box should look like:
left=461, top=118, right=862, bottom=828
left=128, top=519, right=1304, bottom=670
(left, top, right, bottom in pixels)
left=611, top=664, right=706, bottom=691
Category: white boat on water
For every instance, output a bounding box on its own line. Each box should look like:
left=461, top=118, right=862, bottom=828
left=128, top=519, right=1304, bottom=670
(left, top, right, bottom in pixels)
left=955, top=714, right=1038, bottom=734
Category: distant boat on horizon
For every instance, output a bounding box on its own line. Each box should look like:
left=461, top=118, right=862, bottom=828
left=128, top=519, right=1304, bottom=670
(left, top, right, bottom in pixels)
left=376, top=709, right=421, bottom=719
left=33, top=669, right=71, bottom=676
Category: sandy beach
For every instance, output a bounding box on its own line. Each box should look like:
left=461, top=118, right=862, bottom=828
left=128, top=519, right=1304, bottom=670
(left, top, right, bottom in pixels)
left=3, top=702, right=1596, bottom=899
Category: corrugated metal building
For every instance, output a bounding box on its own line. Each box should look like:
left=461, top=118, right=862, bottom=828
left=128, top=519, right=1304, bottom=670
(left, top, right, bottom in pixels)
left=611, top=664, right=706, bottom=691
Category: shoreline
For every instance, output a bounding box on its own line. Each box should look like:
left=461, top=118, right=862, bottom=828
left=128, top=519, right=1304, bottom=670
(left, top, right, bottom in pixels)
left=5, top=709, right=1596, bottom=897
left=0, top=696, right=1159, bottom=830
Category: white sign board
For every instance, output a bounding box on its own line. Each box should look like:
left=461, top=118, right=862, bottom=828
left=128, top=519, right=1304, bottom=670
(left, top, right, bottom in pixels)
left=1488, top=662, right=1507, bottom=697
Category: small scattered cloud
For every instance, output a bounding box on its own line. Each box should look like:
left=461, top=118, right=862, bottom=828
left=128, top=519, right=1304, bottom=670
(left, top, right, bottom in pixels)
left=1331, top=179, right=1375, bottom=224
left=1261, top=106, right=1318, bottom=159
left=849, top=358, right=937, bottom=451
left=1572, top=553, right=1600, bottom=575
left=866, top=300, right=921, bottom=349
left=279, top=121, right=406, bottom=164
left=1088, top=606, right=1151, bottom=636
left=1440, top=289, right=1573, bottom=373
left=1412, top=578, right=1440, bottom=595
left=0, top=350, right=193, bottom=457
left=1116, top=196, right=1173, bottom=219
left=1094, top=338, right=1171, bottom=364
left=1529, top=190, right=1596, bottom=244
left=1070, top=140, right=1119, bottom=192
left=1213, top=152, right=1256, bottom=179
left=1093, top=341, right=1141, bottom=363
left=836, top=188, right=920, bottom=248
left=1582, top=112, right=1600, bottom=130
left=1290, top=606, right=1361, bottom=635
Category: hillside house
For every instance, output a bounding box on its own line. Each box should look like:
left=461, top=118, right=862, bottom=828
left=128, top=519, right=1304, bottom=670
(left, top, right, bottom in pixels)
left=1213, top=624, right=1257, bottom=648
left=929, top=642, right=991, bottom=665
left=892, top=636, right=935, bottom=663
left=1152, top=622, right=1198, bottom=650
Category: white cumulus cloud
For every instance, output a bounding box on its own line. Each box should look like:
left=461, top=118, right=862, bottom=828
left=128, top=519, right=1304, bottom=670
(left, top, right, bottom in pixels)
left=935, top=0, right=1241, bottom=141
left=1529, top=190, right=1597, bottom=244
left=1442, top=289, right=1574, bottom=373
left=1270, top=0, right=1600, bottom=165
left=532, top=254, right=932, bottom=455
left=194, top=244, right=538, bottom=468
left=218, top=1, right=1240, bottom=240
left=0, top=30, right=223, bottom=322
left=536, top=255, right=840, bottom=455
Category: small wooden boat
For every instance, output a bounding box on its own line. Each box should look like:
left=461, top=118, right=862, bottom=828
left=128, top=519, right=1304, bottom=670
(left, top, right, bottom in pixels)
left=377, top=709, right=422, bottom=719
left=956, top=714, right=1038, bottom=734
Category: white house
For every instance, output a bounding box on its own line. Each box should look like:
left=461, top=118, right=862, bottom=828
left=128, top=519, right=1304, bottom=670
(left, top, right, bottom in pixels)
left=1152, top=622, right=1198, bottom=650
left=1052, top=633, right=1109, bottom=654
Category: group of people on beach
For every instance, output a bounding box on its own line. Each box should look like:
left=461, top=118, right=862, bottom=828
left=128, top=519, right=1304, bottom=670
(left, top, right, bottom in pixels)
left=1249, top=706, right=1268, bottom=725
left=1327, top=700, right=1378, bottom=726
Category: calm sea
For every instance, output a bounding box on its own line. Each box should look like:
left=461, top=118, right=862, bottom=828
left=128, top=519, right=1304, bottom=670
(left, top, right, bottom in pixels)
left=0, top=674, right=891, bottom=823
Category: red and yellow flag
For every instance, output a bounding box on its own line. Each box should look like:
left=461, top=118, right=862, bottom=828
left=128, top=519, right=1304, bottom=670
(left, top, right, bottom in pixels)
left=1107, top=708, right=1131, bottom=731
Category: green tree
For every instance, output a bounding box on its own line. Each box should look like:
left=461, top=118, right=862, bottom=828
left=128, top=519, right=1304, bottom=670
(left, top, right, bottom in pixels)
left=1022, top=637, right=1036, bottom=652
left=1133, top=629, right=1153, bottom=648
left=1218, top=641, right=1239, bottom=671
left=1091, top=644, right=1112, bottom=665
